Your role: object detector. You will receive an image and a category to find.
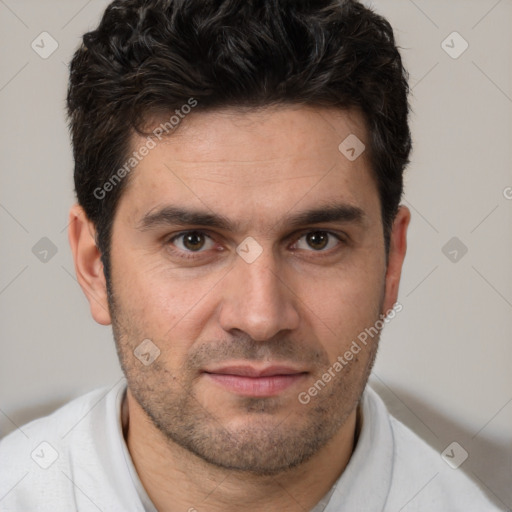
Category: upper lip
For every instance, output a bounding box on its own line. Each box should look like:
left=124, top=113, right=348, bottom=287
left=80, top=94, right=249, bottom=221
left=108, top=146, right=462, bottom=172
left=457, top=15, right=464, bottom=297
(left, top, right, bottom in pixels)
left=203, top=364, right=307, bottom=377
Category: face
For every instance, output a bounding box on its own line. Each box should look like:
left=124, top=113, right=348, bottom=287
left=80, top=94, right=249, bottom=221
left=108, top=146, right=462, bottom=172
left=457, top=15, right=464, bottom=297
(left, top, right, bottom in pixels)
left=104, top=106, right=401, bottom=476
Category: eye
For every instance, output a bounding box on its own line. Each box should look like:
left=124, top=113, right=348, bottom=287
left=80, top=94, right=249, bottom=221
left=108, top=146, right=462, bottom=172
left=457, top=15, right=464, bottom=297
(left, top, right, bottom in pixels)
left=169, top=231, right=216, bottom=253
left=292, top=231, right=342, bottom=252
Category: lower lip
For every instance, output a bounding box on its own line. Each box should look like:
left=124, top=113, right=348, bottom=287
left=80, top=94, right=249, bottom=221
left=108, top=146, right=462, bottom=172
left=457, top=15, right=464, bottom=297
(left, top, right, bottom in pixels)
left=204, top=373, right=307, bottom=397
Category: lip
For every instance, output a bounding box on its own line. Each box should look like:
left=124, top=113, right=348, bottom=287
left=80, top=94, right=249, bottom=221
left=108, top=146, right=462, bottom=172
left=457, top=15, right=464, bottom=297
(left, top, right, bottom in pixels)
left=202, top=364, right=308, bottom=397
left=204, top=364, right=306, bottom=377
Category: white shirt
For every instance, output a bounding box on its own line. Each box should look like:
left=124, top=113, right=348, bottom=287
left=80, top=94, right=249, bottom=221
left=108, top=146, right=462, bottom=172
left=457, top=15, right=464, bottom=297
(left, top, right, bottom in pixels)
left=0, top=378, right=503, bottom=511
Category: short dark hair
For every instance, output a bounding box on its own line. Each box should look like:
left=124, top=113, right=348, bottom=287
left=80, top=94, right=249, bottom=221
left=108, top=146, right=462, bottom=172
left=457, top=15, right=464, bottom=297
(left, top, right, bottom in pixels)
left=67, top=0, right=411, bottom=281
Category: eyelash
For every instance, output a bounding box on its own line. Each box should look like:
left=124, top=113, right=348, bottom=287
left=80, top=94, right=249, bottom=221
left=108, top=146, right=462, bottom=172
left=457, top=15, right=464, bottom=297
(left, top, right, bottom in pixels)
left=164, top=230, right=346, bottom=261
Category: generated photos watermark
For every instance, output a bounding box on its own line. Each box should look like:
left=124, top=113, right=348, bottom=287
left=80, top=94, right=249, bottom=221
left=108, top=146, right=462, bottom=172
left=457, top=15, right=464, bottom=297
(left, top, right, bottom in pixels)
left=298, top=302, right=403, bottom=405
left=93, top=98, right=198, bottom=200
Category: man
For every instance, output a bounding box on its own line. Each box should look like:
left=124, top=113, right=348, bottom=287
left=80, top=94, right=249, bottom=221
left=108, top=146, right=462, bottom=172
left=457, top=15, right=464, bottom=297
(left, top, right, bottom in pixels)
left=0, top=0, right=502, bottom=510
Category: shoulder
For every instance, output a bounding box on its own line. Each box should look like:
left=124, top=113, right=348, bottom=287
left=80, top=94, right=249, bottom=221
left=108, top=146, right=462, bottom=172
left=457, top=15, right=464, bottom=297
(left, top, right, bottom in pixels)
left=0, top=385, right=112, bottom=450
left=363, top=388, right=505, bottom=511
left=0, top=385, right=112, bottom=454
left=0, top=383, right=124, bottom=512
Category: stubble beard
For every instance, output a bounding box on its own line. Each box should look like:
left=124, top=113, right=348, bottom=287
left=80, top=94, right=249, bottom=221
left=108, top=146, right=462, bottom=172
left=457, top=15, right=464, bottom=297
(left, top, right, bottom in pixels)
left=108, top=283, right=382, bottom=477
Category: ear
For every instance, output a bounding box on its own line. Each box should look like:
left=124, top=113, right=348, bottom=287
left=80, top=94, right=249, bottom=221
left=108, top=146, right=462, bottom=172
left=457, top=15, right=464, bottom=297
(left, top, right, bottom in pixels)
left=68, top=204, right=112, bottom=325
left=382, top=205, right=411, bottom=314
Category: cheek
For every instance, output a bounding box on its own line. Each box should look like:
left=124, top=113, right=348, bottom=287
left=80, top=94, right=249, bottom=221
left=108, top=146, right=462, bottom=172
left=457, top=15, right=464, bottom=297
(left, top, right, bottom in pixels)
left=300, top=257, right=385, bottom=358
left=111, top=254, right=220, bottom=352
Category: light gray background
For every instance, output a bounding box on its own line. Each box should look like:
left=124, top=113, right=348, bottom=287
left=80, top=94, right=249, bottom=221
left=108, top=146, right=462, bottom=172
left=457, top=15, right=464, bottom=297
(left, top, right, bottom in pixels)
left=1, top=0, right=511, bottom=508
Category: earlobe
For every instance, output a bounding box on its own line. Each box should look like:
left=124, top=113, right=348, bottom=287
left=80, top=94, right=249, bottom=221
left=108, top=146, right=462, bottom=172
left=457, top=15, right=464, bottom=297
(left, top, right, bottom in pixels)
left=68, top=204, right=112, bottom=326
left=382, top=205, right=411, bottom=315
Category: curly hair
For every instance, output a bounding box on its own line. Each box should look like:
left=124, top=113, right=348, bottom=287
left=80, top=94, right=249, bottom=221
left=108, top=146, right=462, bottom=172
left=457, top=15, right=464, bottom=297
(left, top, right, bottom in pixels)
left=67, top=0, right=411, bottom=281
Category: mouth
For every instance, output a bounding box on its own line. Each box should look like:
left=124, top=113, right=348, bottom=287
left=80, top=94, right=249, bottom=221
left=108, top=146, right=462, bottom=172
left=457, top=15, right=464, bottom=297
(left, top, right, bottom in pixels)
left=202, top=364, right=308, bottom=397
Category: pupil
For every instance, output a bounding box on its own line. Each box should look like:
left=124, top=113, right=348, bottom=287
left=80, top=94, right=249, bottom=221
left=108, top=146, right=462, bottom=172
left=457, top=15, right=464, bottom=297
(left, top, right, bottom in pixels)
left=184, top=232, right=204, bottom=251
left=307, top=232, right=328, bottom=250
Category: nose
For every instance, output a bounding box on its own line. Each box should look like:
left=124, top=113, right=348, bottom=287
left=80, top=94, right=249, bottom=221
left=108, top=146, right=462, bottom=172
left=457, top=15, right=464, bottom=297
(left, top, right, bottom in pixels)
left=218, top=247, right=301, bottom=341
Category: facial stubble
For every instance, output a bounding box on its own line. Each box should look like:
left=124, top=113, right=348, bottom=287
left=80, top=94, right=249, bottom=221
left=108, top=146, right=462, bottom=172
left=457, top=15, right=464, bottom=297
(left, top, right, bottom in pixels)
left=108, top=280, right=384, bottom=477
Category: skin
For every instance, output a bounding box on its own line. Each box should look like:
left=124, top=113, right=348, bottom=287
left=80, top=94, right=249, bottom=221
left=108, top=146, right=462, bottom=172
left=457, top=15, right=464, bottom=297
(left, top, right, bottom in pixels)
left=69, top=105, right=410, bottom=512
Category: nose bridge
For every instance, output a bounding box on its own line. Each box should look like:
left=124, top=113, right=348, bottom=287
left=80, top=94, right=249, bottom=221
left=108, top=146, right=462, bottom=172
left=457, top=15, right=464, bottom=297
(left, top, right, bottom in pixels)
left=244, top=252, right=282, bottom=304
left=219, top=241, right=300, bottom=340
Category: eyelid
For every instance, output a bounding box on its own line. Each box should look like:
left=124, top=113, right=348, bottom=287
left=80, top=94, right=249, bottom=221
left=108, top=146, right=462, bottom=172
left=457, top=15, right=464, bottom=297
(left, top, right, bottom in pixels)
left=167, top=228, right=345, bottom=244
left=165, top=228, right=346, bottom=258
left=290, top=229, right=346, bottom=251
left=167, top=230, right=217, bottom=250
left=292, top=228, right=346, bottom=240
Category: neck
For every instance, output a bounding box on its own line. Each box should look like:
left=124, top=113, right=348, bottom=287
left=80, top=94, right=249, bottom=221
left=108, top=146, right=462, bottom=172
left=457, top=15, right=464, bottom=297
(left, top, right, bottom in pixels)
left=124, top=389, right=358, bottom=512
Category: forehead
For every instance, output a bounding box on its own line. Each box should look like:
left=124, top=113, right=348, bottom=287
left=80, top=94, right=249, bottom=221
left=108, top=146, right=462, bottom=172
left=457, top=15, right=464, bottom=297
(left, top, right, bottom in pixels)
left=118, top=106, right=380, bottom=230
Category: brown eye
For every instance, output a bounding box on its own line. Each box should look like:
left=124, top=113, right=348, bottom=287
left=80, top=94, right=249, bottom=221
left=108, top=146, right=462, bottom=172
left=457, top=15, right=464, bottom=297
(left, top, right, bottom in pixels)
left=306, top=231, right=329, bottom=250
left=182, top=232, right=205, bottom=251
left=171, top=231, right=215, bottom=253
left=293, top=231, right=341, bottom=252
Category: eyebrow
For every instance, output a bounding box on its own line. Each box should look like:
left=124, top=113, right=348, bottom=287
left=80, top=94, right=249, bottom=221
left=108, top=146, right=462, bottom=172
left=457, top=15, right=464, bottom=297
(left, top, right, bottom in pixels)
left=136, top=202, right=367, bottom=233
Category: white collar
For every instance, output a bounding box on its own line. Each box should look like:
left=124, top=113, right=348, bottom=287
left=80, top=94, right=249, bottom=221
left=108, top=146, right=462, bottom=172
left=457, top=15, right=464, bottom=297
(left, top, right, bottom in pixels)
left=115, top=382, right=392, bottom=512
